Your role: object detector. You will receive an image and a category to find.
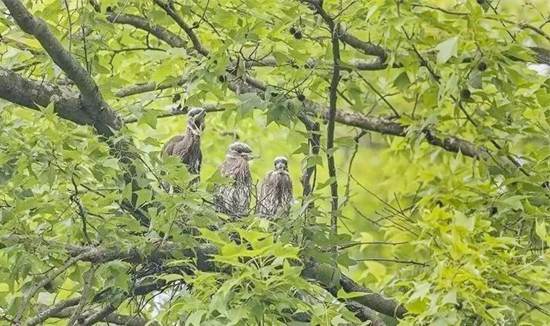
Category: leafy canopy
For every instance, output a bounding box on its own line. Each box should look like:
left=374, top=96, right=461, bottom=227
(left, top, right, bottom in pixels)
left=1, top=0, right=550, bottom=325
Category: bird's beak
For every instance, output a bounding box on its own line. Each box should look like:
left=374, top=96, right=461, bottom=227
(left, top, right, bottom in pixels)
left=244, top=153, right=260, bottom=160
left=276, top=162, right=286, bottom=170
left=194, top=110, right=206, bottom=121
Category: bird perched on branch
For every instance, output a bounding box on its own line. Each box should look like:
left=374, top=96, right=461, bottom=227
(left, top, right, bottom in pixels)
left=214, top=142, right=258, bottom=218
left=256, top=156, right=293, bottom=218
left=162, top=108, right=206, bottom=189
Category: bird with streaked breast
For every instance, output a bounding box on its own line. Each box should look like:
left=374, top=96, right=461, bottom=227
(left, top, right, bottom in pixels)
left=214, top=142, right=259, bottom=218
left=256, top=156, right=293, bottom=219
left=162, top=108, right=206, bottom=189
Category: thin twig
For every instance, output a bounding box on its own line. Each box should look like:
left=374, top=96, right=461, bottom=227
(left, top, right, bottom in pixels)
left=63, top=0, right=72, bottom=53
left=339, top=241, right=407, bottom=250
left=355, top=257, right=427, bottom=266
left=341, top=130, right=367, bottom=208
left=355, top=72, right=400, bottom=116
left=70, top=175, right=92, bottom=244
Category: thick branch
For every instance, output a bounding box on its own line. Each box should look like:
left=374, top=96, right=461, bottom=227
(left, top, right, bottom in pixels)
left=37, top=306, right=150, bottom=326
left=340, top=275, right=407, bottom=319
left=346, top=301, right=387, bottom=326
left=81, top=305, right=117, bottom=326
left=313, top=107, right=492, bottom=159
left=0, top=68, right=92, bottom=126
left=51, top=238, right=405, bottom=319
left=101, top=1, right=526, bottom=163
left=3, top=0, right=118, bottom=136
left=26, top=298, right=81, bottom=326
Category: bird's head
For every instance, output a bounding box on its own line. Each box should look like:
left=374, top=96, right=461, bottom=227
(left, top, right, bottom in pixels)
left=187, top=108, right=206, bottom=135
left=273, top=156, right=289, bottom=172
left=228, top=142, right=259, bottom=161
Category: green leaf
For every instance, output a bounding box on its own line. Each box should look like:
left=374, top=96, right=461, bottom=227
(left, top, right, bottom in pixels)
left=536, top=220, right=547, bottom=241
left=436, top=36, right=459, bottom=64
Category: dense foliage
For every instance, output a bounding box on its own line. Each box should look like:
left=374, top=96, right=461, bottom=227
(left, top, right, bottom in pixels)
left=1, top=0, right=550, bottom=325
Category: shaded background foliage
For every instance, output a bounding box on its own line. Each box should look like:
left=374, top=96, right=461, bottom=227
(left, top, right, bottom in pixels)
left=1, top=0, right=550, bottom=325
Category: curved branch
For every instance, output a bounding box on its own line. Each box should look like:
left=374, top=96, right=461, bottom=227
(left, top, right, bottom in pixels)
left=26, top=298, right=82, bottom=326
left=297, top=0, right=387, bottom=61
left=105, top=11, right=187, bottom=48
left=0, top=68, right=91, bottom=126
left=3, top=0, right=118, bottom=137
left=4, top=235, right=406, bottom=319
left=340, top=275, right=407, bottom=319
left=152, top=0, right=209, bottom=55
left=327, top=24, right=341, bottom=236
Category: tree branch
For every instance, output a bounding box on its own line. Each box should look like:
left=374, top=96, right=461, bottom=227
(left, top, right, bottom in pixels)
left=105, top=11, right=187, bottom=48
left=339, top=274, right=407, bottom=319
left=3, top=0, right=118, bottom=137
left=124, top=104, right=223, bottom=123
left=67, top=267, right=96, bottom=326
left=0, top=234, right=406, bottom=319
left=35, top=306, right=151, bottom=326
left=81, top=304, right=117, bottom=326
left=327, top=23, right=341, bottom=240
left=297, top=0, right=387, bottom=61
left=26, top=298, right=81, bottom=326
left=115, top=79, right=187, bottom=98
left=345, top=301, right=387, bottom=326
left=0, top=68, right=91, bottom=126
left=153, top=0, right=209, bottom=56
left=13, top=250, right=96, bottom=324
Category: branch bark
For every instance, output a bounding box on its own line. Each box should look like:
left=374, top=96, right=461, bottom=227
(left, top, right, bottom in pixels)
left=297, top=0, right=387, bottom=61
left=26, top=298, right=81, bottom=326
left=81, top=304, right=117, bottom=326
left=2, top=0, right=118, bottom=137
left=31, top=305, right=152, bottom=326
left=327, top=23, right=341, bottom=240
left=0, top=68, right=490, bottom=166
left=101, top=1, right=520, bottom=167
left=105, top=11, right=187, bottom=48
left=79, top=246, right=404, bottom=319
left=13, top=250, right=97, bottom=324
left=152, top=0, right=208, bottom=56
left=0, top=234, right=406, bottom=320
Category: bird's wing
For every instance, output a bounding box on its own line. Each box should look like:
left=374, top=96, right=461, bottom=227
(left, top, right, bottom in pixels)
left=172, top=133, right=194, bottom=164
left=281, top=174, right=293, bottom=204
left=163, top=134, right=185, bottom=156
left=197, top=148, right=203, bottom=173
left=257, top=171, right=273, bottom=200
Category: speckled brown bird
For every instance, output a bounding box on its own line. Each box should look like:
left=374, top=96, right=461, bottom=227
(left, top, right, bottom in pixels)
left=162, top=108, right=206, bottom=189
left=256, top=156, right=293, bottom=218
left=214, top=142, right=258, bottom=218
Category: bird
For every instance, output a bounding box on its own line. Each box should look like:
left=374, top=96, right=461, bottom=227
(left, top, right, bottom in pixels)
left=162, top=107, right=206, bottom=190
left=214, top=142, right=258, bottom=218
left=256, top=156, right=293, bottom=219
